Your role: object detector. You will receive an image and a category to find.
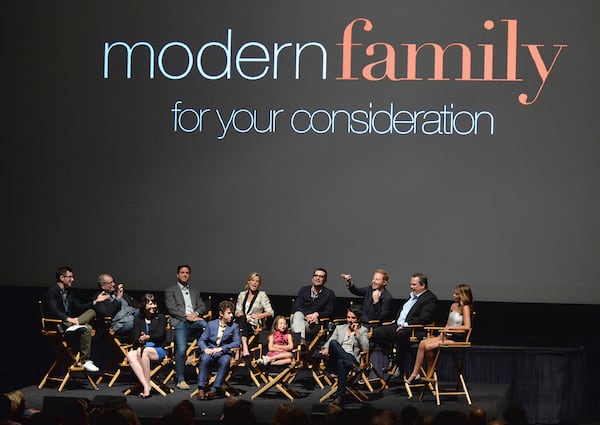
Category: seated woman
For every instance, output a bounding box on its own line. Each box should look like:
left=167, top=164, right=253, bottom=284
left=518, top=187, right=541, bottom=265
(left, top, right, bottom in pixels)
left=126, top=293, right=167, bottom=398
left=319, top=306, right=369, bottom=406
left=235, top=272, right=274, bottom=357
left=405, top=283, right=473, bottom=384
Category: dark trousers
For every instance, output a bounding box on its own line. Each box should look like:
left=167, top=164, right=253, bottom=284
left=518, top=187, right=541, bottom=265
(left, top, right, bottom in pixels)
left=372, top=324, right=412, bottom=374
left=327, top=340, right=358, bottom=397
left=235, top=315, right=255, bottom=338
left=197, top=352, right=231, bottom=390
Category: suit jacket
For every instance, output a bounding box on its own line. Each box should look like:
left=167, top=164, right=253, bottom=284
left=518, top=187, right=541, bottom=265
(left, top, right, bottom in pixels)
left=395, top=289, right=438, bottom=326
left=44, top=284, right=94, bottom=321
left=323, top=323, right=369, bottom=361
left=165, top=283, right=207, bottom=327
left=198, top=319, right=241, bottom=356
left=235, top=290, right=275, bottom=322
left=347, top=284, right=394, bottom=324
left=131, top=313, right=167, bottom=349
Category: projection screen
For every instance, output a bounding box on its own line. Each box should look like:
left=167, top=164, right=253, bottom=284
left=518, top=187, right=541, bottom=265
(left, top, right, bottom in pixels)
left=3, top=1, right=599, bottom=304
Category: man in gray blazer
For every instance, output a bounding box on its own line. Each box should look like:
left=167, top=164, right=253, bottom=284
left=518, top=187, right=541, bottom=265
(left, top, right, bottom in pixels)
left=165, top=264, right=208, bottom=390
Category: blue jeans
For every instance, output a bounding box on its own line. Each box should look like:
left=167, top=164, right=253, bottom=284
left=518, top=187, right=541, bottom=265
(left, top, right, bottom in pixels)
left=328, top=340, right=358, bottom=397
left=173, top=319, right=207, bottom=382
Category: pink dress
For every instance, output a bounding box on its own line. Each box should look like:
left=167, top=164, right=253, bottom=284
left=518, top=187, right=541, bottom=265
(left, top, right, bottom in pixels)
left=267, top=330, right=291, bottom=357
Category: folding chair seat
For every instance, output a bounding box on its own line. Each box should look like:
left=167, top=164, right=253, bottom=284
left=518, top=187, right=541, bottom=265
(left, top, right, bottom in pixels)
left=414, top=326, right=473, bottom=405
left=249, top=330, right=304, bottom=401
left=38, top=300, right=99, bottom=392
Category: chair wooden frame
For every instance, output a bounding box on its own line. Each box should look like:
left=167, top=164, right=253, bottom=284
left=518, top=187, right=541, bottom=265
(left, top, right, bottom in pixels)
left=249, top=330, right=304, bottom=401
left=379, top=323, right=434, bottom=393
left=95, top=317, right=134, bottom=386
left=293, top=317, right=331, bottom=389
left=413, top=327, right=473, bottom=405
left=188, top=346, right=244, bottom=399
left=123, top=342, right=175, bottom=397
left=38, top=300, right=99, bottom=392
left=319, top=348, right=370, bottom=403
left=228, top=317, right=266, bottom=388
left=123, top=315, right=175, bottom=397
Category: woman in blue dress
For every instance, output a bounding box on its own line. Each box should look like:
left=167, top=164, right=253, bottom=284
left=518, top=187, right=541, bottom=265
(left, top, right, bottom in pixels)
left=127, top=293, right=167, bottom=398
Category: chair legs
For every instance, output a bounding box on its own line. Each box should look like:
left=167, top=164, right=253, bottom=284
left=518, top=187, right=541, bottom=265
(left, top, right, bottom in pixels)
left=319, top=368, right=368, bottom=403
left=39, top=337, right=99, bottom=392
left=418, top=347, right=472, bottom=405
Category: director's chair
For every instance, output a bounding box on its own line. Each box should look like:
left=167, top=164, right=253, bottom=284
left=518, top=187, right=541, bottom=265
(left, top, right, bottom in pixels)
left=38, top=300, right=99, bottom=392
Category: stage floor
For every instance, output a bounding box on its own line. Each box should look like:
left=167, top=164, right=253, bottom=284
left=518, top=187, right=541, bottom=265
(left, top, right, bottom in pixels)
left=22, top=370, right=511, bottom=424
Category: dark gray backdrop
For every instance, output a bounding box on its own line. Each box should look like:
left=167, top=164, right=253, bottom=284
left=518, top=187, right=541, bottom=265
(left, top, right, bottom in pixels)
left=3, top=1, right=598, bottom=304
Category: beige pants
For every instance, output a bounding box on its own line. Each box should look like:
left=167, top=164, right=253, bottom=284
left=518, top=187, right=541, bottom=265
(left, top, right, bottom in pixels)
left=63, top=308, right=96, bottom=362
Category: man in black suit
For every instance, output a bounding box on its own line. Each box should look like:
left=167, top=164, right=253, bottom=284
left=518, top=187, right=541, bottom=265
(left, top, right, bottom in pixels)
left=340, top=269, right=394, bottom=325
left=371, top=272, right=437, bottom=379
left=44, top=266, right=110, bottom=372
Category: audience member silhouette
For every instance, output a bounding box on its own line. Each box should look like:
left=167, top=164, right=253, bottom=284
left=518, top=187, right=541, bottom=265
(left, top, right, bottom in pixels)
left=168, top=399, right=195, bottom=425
left=400, top=405, right=419, bottom=425
left=220, top=397, right=257, bottom=425
left=370, top=409, right=397, bottom=425
left=94, top=402, right=140, bottom=425
left=61, top=398, right=90, bottom=425
left=272, top=403, right=309, bottom=425
left=0, top=394, right=21, bottom=425
left=416, top=415, right=434, bottom=425
left=468, top=407, right=487, bottom=425
left=432, top=410, right=469, bottom=425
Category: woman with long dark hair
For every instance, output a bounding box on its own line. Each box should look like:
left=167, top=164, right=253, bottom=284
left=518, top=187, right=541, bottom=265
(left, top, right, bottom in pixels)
left=405, top=284, right=474, bottom=384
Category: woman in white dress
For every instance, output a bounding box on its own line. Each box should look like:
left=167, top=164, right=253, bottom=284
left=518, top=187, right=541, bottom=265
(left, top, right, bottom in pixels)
left=235, top=272, right=274, bottom=357
left=405, top=283, right=473, bottom=384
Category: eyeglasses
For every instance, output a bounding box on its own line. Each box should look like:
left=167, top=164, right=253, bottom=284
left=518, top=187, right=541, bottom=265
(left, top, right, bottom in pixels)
left=62, top=274, right=74, bottom=279
left=102, top=280, right=115, bottom=285
left=313, top=274, right=326, bottom=279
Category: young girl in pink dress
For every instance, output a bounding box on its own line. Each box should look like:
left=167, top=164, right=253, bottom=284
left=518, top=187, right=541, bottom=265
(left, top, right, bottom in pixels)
left=259, top=315, right=294, bottom=366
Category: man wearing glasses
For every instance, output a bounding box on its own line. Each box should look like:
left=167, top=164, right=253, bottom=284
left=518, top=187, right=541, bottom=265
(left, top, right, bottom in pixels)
left=93, top=274, right=138, bottom=337
left=44, top=266, right=110, bottom=372
left=291, top=268, right=336, bottom=344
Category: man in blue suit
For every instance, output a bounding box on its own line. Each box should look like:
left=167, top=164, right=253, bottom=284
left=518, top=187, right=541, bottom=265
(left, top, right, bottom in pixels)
left=195, top=299, right=240, bottom=400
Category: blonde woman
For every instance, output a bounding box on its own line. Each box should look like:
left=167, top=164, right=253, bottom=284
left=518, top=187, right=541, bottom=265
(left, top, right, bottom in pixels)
left=235, top=272, right=274, bottom=357
left=405, top=284, right=474, bottom=384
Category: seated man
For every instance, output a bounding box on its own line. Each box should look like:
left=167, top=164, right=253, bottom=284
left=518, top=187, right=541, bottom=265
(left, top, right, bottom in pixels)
left=195, top=300, right=240, bottom=400
left=371, top=272, right=437, bottom=378
left=44, top=266, right=110, bottom=372
left=93, top=274, right=138, bottom=337
left=340, top=269, right=394, bottom=326
left=165, top=264, right=208, bottom=390
left=291, top=268, right=335, bottom=345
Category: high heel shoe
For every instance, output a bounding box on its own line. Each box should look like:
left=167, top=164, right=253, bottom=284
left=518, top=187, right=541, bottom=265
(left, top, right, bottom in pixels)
left=404, top=373, right=420, bottom=384
left=138, top=393, right=151, bottom=399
